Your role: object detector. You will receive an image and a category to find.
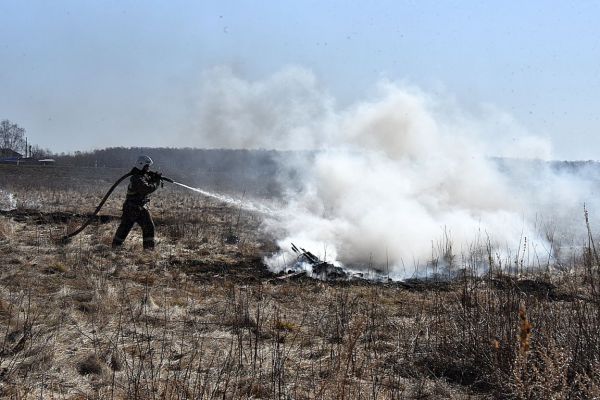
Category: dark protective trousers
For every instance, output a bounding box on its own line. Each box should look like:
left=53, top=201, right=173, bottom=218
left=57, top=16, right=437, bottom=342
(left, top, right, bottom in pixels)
left=112, top=202, right=155, bottom=249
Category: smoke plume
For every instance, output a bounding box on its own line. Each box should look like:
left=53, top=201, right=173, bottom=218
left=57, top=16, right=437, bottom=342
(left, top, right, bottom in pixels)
left=190, top=66, right=598, bottom=277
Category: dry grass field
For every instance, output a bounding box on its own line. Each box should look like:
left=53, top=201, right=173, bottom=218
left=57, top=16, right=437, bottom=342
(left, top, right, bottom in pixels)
left=0, top=165, right=599, bottom=399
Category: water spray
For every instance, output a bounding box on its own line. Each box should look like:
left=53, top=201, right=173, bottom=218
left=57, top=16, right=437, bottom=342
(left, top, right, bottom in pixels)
left=171, top=181, right=278, bottom=214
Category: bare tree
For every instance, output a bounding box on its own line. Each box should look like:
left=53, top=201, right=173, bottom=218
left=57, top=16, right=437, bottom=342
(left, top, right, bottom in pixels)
left=0, top=119, right=26, bottom=153
left=29, top=145, right=51, bottom=158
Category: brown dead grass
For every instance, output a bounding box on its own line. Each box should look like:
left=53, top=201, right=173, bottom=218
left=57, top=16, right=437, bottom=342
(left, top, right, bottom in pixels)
left=0, top=166, right=599, bottom=399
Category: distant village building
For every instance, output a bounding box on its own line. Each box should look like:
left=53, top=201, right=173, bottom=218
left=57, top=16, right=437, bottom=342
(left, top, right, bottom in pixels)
left=0, top=148, right=23, bottom=158
left=0, top=148, right=55, bottom=165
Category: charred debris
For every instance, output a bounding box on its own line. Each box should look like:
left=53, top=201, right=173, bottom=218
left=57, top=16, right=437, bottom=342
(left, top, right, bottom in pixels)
left=280, top=244, right=562, bottom=297
left=275, top=243, right=453, bottom=290
left=274, top=243, right=390, bottom=283
left=275, top=243, right=559, bottom=298
left=290, top=243, right=349, bottom=280
left=283, top=243, right=442, bottom=288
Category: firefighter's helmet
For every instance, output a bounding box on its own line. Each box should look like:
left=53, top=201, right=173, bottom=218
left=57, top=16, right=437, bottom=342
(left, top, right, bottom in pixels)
left=135, top=155, right=153, bottom=170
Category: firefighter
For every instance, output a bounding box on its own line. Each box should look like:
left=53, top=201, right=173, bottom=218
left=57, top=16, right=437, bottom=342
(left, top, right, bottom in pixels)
left=112, top=155, right=162, bottom=250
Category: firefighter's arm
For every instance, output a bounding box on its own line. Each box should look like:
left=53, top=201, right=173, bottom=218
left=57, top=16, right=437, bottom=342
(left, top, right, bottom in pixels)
left=130, top=174, right=159, bottom=195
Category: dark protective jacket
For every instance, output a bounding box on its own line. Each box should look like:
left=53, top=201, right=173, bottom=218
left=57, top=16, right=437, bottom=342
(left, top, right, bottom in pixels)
left=112, top=169, right=160, bottom=249
left=125, top=171, right=160, bottom=206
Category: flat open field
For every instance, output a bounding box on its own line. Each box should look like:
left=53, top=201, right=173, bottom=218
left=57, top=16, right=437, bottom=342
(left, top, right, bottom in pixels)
left=0, top=165, right=599, bottom=399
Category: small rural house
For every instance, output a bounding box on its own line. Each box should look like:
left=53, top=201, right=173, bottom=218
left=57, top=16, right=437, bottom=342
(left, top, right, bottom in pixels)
left=0, top=148, right=23, bottom=159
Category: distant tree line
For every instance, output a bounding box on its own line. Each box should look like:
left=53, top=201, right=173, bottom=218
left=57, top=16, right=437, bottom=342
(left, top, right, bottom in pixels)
left=54, top=147, right=282, bottom=171
left=54, top=147, right=292, bottom=196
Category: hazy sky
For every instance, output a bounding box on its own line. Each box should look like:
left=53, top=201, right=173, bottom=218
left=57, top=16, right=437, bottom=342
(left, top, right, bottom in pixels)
left=1, top=1, right=599, bottom=159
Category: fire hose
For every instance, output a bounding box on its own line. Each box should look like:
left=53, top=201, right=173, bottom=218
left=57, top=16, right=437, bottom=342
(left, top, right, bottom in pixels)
left=61, top=169, right=173, bottom=243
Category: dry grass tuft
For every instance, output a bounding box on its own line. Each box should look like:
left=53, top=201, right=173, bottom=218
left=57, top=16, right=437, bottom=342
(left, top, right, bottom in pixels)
left=0, top=218, right=12, bottom=240
left=518, top=303, right=532, bottom=354
left=274, top=319, right=298, bottom=332
left=45, top=262, right=69, bottom=274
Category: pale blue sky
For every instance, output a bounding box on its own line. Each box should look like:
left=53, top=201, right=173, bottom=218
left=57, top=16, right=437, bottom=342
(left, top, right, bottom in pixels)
left=1, top=1, right=599, bottom=159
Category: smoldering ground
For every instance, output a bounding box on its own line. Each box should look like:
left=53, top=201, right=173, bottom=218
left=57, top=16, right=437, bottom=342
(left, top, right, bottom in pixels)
left=188, top=66, right=600, bottom=277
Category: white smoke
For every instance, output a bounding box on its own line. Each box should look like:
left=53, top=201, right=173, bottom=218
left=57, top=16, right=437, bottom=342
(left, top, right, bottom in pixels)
left=190, top=66, right=337, bottom=150
left=190, top=67, right=598, bottom=277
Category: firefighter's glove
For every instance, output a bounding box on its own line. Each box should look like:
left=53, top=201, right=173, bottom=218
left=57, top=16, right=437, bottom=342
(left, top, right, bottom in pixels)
left=148, top=171, right=162, bottom=183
